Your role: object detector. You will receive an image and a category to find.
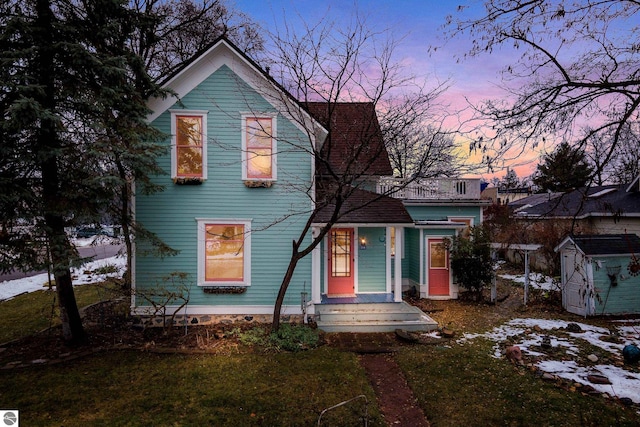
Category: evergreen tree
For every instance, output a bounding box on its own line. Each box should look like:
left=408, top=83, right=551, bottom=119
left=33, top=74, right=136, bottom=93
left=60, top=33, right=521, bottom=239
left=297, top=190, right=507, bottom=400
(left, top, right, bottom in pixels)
left=533, top=142, right=593, bottom=192
left=0, top=0, right=164, bottom=344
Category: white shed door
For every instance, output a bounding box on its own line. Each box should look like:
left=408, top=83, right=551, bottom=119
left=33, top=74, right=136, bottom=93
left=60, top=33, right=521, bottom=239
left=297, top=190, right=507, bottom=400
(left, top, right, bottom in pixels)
left=563, top=251, right=588, bottom=316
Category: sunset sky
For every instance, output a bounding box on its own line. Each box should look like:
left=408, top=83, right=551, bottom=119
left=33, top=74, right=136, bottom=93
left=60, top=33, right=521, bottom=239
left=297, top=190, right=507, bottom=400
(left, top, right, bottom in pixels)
left=237, top=0, right=539, bottom=182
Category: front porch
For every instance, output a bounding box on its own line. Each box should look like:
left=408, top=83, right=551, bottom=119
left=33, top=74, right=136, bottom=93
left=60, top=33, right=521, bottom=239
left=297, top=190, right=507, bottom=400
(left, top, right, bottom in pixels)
left=314, top=293, right=437, bottom=333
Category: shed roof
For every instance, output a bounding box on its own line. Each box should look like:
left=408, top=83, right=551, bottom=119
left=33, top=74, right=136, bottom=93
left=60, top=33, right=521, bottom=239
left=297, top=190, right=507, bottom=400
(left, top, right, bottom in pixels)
left=556, top=234, right=640, bottom=256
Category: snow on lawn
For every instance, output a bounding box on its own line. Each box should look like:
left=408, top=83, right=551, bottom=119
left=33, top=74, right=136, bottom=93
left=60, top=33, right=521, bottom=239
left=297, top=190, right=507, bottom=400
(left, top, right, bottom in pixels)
left=0, top=255, right=126, bottom=301
left=499, top=272, right=559, bottom=291
left=460, top=318, right=640, bottom=404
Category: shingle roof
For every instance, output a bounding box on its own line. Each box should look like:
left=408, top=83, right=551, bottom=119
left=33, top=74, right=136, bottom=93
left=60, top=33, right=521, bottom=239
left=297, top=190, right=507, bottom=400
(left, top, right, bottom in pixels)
left=567, top=234, right=640, bottom=256
left=313, top=185, right=413, bottom=224
left=305, top=102, right=393, bottom=177
left=515, top=184, right=640, bottom=218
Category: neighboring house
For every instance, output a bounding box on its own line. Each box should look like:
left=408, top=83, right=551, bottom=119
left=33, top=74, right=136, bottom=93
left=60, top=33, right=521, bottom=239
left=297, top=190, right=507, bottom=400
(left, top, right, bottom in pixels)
left=512, top=179, right=640, bottom=236
left=132, top=37, right=486, bottom=332
left=556, top=234, right=640, bottom=316
left=501, top=179, right=640, bottom=273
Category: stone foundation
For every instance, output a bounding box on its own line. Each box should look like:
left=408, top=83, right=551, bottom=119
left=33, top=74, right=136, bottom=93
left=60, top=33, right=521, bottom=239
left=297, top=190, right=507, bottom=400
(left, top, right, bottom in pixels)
left=134, top=313, right=306, bottom=328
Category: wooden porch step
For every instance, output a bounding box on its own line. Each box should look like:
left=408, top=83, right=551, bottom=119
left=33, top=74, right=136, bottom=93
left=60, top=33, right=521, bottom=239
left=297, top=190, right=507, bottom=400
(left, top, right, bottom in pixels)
left=315, top=302, right=438, bottom=333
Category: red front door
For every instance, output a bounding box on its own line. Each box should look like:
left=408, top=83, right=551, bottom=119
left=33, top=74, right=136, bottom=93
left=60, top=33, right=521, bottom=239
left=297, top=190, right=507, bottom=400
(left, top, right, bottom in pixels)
left=328, top=228, right=355, bottom=296
left=428, top=238, right=450, bottom=296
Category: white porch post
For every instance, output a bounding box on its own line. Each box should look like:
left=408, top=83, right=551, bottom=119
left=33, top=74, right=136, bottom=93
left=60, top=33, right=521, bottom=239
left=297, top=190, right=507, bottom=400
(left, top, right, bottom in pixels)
left=394, top=226, right=403, bottom=302
left=311, top=227, right=322, bottom=304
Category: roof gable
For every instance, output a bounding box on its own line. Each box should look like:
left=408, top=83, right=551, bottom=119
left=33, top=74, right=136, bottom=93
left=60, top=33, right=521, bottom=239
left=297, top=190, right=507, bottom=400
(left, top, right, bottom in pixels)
left=147, top=37, right=327, bottom=143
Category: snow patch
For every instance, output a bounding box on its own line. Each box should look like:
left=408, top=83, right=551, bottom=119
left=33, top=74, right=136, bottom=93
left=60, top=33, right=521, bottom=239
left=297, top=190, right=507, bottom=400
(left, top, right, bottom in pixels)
left=0, top=256, right=126, bottom=301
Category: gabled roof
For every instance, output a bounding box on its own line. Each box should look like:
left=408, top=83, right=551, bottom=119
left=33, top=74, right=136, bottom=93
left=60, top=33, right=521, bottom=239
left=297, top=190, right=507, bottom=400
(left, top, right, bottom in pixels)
left=510, top=192, right=562, bottom=212
left=556, top=234, right=640, bottom=256
left=305, top=102, right=393, bottom=177
left=514, top=183, right=640, bottom=219
left=313, top=186, right=413, bottom=224
left=146, top=36, right=327, bottom=143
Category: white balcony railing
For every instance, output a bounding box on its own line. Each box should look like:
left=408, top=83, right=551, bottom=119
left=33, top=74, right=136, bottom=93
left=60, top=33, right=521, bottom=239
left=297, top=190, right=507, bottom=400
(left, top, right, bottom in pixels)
left=377, top=177, right=481, bottom=200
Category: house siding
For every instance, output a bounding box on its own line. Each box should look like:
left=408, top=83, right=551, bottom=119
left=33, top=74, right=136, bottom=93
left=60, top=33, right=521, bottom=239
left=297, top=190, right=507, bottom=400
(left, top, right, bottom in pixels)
left=135, top=65, right=313, bottom=309
left=406, top=205, right=482, bottom=224
left=404, top=228, right=420, bottom=284
left=357, top=227, right=387, bottom=292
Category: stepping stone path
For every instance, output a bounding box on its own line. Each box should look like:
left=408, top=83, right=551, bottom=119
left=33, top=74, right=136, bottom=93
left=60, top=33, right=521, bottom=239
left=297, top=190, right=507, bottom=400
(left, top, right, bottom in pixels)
left=326, top=332, right=430, bottom=426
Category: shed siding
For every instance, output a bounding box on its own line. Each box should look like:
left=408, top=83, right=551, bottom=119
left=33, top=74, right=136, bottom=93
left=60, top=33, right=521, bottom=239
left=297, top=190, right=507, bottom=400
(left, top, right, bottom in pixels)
left=135, top=65, right=312, bottom=308
left=592, top=255, right=640, bottom=315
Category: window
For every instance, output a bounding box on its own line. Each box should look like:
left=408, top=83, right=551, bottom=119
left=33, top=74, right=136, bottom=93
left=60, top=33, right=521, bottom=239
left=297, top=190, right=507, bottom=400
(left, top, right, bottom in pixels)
left=171, top=111, right=207, bottom=180
left=449, top=217, right=473, bottom=238
left=389, top=227, right=404, bottom=258
left=330, top=229, right=352, bottom=278
left=430, top=242, right=447, bottom=269
left=197, top=219, right=251, bottom=286
left=242, top=114, right=276, bottom=181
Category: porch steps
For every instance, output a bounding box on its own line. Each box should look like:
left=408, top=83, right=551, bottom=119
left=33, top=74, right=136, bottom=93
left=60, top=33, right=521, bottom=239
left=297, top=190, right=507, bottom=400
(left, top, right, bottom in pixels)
left=315, top=302, right=438, bottom=333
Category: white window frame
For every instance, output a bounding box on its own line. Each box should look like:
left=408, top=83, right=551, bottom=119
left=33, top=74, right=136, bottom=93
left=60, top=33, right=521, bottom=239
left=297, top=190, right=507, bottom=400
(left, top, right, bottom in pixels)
left=170, top=110, right=208, bottom=180
left=241, top=113, right=277, bottom=181
left=196, top=218, right=252, bottom=287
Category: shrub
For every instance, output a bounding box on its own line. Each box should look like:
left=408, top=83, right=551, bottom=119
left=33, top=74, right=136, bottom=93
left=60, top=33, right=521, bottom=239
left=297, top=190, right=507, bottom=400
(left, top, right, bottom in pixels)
left=236, top=323, right=320, bottom=352
left=448, top=226, right=494, bottom=301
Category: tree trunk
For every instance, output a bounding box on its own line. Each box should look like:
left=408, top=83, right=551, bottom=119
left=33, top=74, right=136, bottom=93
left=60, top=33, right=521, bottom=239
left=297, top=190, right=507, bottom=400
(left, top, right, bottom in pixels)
left=115, top=157, right=133, bottom=288
left=271, top=245, right=301, bottom=333
left=36, top=0, right=86, bottom=345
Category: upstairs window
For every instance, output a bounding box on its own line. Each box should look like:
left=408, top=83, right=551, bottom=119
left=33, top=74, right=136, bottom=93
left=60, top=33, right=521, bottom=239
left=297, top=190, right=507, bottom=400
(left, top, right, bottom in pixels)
left=242, top=114, right=276, bottom=181
left=171, top=111, right=207, bottom=180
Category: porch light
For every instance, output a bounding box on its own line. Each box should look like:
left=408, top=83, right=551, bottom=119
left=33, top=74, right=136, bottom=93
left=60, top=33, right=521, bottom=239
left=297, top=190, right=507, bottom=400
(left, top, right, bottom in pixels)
left=360, top=237, right=367, bottom=250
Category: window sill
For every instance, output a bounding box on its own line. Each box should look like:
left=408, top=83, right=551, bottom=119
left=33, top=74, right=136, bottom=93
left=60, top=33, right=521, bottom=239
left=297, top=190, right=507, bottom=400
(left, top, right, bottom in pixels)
left=173, top=177, right=205, bottom=185
left=202, top=286, right=248, bottom=294
left=244, top=180, right=273, bottom=188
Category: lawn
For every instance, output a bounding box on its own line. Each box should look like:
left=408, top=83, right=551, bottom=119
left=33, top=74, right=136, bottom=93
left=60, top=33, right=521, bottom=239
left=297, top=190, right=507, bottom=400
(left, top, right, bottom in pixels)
left=397, top=339, right=640, bottom=426
left=0, top=349, right=383, bottom=426
left=2, top=281, right=640, bottom=426
left=0, top=281, right=122, bottom=343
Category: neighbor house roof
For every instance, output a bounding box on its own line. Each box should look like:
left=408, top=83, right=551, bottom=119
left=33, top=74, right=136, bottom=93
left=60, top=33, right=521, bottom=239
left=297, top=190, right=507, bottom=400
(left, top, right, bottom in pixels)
left=305, top=102, right=393, bottom=177
left=313, top=186, right=413, bottom=224
left=514, top=183, right=640, bottom=219
left=556, top=234, right=640, bottom=256
left=510, top=192, right=562, bottom=212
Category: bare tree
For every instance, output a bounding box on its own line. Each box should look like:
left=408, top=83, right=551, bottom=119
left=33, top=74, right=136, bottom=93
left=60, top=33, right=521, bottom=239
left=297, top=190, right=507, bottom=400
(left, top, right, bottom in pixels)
left=128, top=0, right=264, bottom=81
left=586, top=123, right=640, bottom=184
left=264, top=13, right=453, bottom=331
left=380, top=90, right=458, bottom=179
left=446, top=0, right=640, bottom=176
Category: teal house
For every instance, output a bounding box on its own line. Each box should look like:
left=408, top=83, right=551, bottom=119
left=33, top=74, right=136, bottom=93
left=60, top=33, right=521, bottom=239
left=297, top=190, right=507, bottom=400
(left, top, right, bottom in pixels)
left=132, top=38, right=487, bottom=331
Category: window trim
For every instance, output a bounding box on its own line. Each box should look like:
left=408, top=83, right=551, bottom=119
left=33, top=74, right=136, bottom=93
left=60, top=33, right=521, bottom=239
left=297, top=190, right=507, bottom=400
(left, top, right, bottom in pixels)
left=241, top=113, right=277, bottom=181
left=170, top=110, right=208, bottom=180
left=196, top=218, right=252, bottom=287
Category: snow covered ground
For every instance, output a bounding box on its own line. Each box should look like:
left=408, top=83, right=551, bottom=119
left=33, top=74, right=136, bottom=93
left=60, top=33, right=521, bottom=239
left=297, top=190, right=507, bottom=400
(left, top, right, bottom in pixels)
left=0, top=255, right=126, bottom=301
left=460, top=318, right=640, bottom=405
left=499, top=272, right=559, bottom=291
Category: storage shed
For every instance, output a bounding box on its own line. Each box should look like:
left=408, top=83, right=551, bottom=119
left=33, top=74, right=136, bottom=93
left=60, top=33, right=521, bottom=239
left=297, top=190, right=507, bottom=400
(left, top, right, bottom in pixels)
left=555, top=234, right=640, bottom=316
